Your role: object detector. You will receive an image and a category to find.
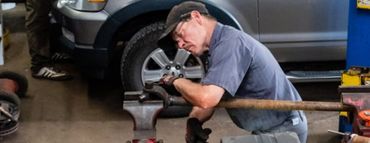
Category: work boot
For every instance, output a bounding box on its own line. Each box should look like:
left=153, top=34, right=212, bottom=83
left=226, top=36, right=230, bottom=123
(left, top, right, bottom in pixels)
left=32, top=66, right=73, bottom=81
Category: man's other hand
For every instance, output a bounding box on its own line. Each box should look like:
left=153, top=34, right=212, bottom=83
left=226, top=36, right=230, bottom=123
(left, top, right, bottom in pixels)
left=186, top=118, right=212, bottom=143
left=160, top=75, right=179, bottom=86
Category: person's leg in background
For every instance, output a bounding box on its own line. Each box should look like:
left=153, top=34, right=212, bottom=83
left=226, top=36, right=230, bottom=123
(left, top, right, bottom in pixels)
left=25, top=0, right=50, bottom=70
left=25, top=0, right=72, bottom=80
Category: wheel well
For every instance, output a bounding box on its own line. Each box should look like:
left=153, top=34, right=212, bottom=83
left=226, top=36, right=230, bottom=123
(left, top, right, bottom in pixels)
left=105, top=11, right=169, bottom=79
left=111, top=10, right=168, bottom=58
left=114, top=11, right=168, bottom=45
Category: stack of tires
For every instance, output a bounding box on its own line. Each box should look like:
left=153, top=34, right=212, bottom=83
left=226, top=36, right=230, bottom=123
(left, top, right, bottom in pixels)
left=0, top=71, right=27, bottom=136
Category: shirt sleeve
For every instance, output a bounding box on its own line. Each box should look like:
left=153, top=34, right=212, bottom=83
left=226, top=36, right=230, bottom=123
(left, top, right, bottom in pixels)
left=201, top=36, right=252, bottom=96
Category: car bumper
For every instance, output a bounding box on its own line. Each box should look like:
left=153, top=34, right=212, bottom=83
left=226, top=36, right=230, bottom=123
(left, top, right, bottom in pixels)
left=52, top=1, right=111, bottom=78
left=51, top=0, right=108, bottom=46
left=58, top=35, right=110, bottom=78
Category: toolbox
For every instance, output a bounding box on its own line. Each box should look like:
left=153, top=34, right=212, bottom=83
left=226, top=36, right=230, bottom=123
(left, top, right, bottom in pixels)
left=339, top=66, right=370, bottom=135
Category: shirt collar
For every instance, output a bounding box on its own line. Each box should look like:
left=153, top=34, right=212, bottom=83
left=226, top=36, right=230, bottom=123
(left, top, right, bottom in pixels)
left=209, top=22, right=223, bottom=52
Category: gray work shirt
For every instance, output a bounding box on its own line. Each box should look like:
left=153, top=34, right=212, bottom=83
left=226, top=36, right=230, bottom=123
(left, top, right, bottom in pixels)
left=201, top=23, right=302, bottom=131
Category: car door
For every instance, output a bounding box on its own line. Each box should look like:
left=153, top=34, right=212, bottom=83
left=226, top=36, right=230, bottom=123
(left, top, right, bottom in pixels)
left=258, top=0, right=349, bottom=62
left=210, top=0, right=259, bottom=38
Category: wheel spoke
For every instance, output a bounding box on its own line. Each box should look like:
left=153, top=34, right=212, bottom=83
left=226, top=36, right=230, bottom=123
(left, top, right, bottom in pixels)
left=184, top=66, right=204, bottom=79
left=150, top=49, right=171, bottom=68
left=174, top=49, right=190, bottom=65
left=143, top=69, right=163, bottom=82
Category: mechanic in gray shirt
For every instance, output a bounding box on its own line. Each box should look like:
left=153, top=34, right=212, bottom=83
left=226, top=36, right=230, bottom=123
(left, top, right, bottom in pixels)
left=157, top=1, right=307, bottom=143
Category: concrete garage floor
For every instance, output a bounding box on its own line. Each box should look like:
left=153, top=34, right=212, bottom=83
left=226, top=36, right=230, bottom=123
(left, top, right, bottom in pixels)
left=0, top=4, right=342, bottom=143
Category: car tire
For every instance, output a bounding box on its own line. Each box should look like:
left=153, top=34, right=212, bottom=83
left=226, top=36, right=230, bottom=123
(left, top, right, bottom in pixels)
left=121, top=21, right=205, bottom=118
left=0, top=90, right=20, bottom=136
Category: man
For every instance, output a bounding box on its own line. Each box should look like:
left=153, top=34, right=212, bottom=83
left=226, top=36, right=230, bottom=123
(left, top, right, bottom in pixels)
left=25, top=0, right=73, bottom=80
left=157, top=1, right=307, bottom=143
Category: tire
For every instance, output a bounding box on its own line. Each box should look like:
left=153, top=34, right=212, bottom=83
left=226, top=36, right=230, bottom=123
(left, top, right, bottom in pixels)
left=121, top=22, right=205, bottom=118
left=0, top=71, right=28, bottom=97
left=0, top=90, right=20, bottom=136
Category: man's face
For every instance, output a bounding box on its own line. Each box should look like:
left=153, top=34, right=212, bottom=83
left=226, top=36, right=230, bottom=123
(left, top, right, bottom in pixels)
left=172, top=17, right=207, bottom=56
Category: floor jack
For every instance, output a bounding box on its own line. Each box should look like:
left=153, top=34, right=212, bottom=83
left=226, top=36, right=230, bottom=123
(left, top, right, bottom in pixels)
left=0, top=71, right=27, bottom=136
left=123, top=84, right=370, bottom=143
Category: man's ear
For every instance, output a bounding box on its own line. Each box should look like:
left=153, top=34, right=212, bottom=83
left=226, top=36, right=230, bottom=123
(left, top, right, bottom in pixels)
left=191, top=10, right=203, bottom=24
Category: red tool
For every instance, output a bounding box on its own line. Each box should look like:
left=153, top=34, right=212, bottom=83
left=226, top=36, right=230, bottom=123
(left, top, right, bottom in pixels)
left=328, top=130, right=370, bottom=143
left=340, top=86, right=370, bottom=137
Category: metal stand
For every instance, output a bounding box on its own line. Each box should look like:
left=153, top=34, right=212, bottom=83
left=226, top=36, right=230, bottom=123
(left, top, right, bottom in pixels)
left=0, top=1, right=4, bottom=65
left=347, top=0, right=370, bottom=68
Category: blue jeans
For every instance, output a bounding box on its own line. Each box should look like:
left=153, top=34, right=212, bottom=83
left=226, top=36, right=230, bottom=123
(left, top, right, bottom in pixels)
left=252, top=111, right=308, bottom=143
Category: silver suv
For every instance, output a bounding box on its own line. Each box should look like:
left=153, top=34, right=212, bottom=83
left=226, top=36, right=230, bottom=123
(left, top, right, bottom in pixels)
left=52, top=0, right=348, bottom=94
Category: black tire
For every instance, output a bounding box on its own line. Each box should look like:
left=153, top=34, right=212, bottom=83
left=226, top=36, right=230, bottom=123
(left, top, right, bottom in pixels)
left=0, top=71, right=28, bottom=97
left=121, top=22, right=205, bottom=118
left=0, top=90, right=20, bottom=136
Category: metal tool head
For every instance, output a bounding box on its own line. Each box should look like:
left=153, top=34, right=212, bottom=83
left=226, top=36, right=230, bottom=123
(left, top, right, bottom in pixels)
left=124, top=88, right=165, bottom=142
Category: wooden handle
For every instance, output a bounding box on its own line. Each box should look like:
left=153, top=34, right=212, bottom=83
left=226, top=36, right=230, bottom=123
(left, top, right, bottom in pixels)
left=171, top=97, right=354, bottom=111
left=217, top=99, right=353, bottom=111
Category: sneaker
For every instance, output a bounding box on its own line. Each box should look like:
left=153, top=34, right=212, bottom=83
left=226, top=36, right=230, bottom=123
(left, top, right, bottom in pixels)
left=32, top=67, right=73, bottom=81
left=51, top=52, right=73, bottom=63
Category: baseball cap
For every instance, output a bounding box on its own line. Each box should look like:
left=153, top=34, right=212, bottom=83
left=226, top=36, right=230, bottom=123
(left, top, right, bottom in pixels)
left=157, top=1, right=209, bottom=48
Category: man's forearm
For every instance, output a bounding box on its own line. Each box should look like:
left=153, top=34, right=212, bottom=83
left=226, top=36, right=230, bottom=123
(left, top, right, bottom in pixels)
left=173, top=78, right=204, bottom=106
left=189, top=106, right=215, bottom=123
left=172, top=78, right=223, bottom=108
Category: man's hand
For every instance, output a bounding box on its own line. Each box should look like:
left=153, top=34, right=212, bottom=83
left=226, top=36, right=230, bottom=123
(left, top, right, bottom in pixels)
left=160, top=75, right=179, bottom=86
left=186, top=118, right=212, bottom=143
left=159, top=75, right=181, bottom=96
left=143, top=84, right=173, bottom=108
